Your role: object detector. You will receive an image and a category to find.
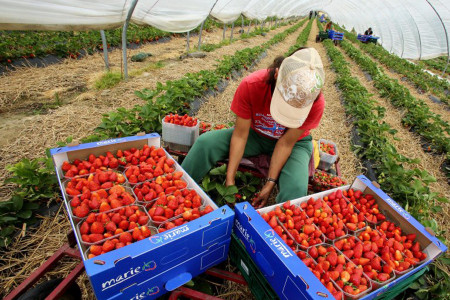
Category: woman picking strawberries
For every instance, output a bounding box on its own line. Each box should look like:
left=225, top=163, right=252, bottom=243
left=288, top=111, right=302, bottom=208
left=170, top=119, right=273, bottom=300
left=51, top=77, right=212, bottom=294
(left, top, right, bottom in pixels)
left=182, top=47, right=325, bottom=208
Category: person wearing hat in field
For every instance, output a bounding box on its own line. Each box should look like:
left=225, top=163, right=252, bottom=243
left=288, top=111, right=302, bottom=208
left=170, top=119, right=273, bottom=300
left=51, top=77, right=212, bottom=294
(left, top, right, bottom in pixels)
left=181, top=48, right=325, bottom=208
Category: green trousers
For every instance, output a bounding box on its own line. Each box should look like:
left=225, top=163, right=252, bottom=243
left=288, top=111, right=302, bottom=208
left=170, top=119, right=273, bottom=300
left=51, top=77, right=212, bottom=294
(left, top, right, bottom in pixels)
left=181, top=128, right=313, bottom=203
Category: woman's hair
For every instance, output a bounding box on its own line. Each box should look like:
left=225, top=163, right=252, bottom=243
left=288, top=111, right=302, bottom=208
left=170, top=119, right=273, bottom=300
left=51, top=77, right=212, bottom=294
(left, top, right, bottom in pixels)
left=266, top=47, right=308, bottom=86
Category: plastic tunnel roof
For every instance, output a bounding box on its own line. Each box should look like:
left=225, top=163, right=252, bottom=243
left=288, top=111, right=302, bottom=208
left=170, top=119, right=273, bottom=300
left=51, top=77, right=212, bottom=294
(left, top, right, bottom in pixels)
left=211, top=0, right=248, bottom=24
left=306, top=0, right=450, bottom=59
left=0, top=0, right=448, bottom=59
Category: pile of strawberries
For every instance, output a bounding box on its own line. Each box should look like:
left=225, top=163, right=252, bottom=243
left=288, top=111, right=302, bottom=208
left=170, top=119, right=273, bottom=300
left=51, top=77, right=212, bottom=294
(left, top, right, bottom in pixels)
left=300, top=197, right=346, bottom=241
left=79, top=205, right=153, bottom=258
left=345, top=189, right=386, bottom=225
left=133, top=172, right=187, bottom=205
left=200, top=121, right=212, bottom=134
left=324, top=190, right=366, bottom=232
left=377, top=221, right=427, bottom=263
left=298, top=251, right=343, bottom=300
left=65, top=169, right=126, bottom=197
left=311, top=170, right=347, bottom=192
left=62, top=152, right=121, bottom=178
left=158, top=205, right=214, bottom=232
left=260, top=187, right=428, bottom=298
left=147, top=188, right=203, bottom=224
left=308, top=244, right=371, bottom=296
left=71, top=185, right=135, bottom=218
left=334, top=235, right=395, bottom=284
left=320, top=141, right=336, bottom=155
left=61, top=143, right=217, bottom=260
left=164, top=114, right=198, bottom=127
left=261, top=201, right=324, bottom=250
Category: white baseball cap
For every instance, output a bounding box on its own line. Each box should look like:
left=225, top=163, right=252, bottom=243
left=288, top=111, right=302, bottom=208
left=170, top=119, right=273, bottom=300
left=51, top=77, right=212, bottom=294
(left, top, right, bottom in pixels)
left=270, top=48, right=325, bottom=128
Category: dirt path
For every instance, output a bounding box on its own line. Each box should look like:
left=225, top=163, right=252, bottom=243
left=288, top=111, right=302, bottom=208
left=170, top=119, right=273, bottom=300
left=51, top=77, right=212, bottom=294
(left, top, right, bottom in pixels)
left=306, top=23, right=362, bottom=181
left=0, top=22, right=296, bottom=199
left=335, top=41, right=450, bottom=241
left=350, top=41, right=450, bottom=122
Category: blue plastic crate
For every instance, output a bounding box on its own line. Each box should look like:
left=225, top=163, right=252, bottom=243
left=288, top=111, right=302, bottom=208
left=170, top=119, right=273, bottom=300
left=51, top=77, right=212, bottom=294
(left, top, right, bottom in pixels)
left=50, top=134, right=234, bottom=300
left=234, top=175, right=447, bottom=300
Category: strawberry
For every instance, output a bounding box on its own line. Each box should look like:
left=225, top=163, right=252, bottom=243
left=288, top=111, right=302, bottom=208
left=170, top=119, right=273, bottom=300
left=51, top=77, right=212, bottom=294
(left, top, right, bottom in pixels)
left=119, top=232, right=132, bottom=244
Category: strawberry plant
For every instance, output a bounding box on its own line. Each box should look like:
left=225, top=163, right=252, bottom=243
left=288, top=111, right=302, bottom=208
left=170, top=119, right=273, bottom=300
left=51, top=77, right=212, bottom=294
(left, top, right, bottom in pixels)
left=1, top=156, right=58, bottom=246
left=322, top=28, right=449, bottom=297
left=201, top=164, right=261, bottom=206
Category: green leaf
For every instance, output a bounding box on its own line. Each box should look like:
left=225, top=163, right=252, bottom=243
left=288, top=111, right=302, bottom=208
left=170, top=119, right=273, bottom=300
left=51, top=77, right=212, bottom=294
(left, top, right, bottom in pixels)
left=11, top=195, right=24, bottom=211
left=440, top=257, right=450, bottom=265
left=415, top=289, right=430, bottom=299
left=210, top=164, right=227, bottom=175
left=225, top=195, right=236, bottom=203
left=247, top=185, right=257, bottom=193
left=437, top=197, right=449, bottom=203
left=223, top=185, right=238, bottom=196
left=409, top=282, right=421, bottom=290
left=17, top=210, right=32, bottom=219
left=202, top=176, right=210, bottom=190
left=0, top=216, right=18, bottom=223
left=0, top=225, right=16, bottom=237
left=23, top=202, right=40, bottom=210
left=216, top=184, right=227, bottom=196
left=431, top=206, right=443, bottom=213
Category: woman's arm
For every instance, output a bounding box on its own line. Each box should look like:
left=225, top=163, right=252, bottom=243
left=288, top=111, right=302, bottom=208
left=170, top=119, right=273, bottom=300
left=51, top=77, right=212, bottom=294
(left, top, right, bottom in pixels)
left=252, top=127, right=305, bottom=208
left=226, top=116, right=252, bottom=186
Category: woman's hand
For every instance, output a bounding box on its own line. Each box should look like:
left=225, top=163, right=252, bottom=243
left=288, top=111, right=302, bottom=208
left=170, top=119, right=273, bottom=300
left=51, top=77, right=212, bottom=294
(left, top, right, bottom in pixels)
left=252, top=181, right=276, bottom=208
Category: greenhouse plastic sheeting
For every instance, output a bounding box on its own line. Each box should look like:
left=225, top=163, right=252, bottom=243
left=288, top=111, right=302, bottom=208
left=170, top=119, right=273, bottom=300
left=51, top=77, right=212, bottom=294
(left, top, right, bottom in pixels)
left=131, top=0, right=217, bottom=33
left=0, top=0, right=131, bottom=30
left=211, top=0, right=248, bottom=24
left=317, top=0, right=450, bottom=59
left=243, top=0, right=278, bottom=20
left=0, top=0, right=448, bottom=60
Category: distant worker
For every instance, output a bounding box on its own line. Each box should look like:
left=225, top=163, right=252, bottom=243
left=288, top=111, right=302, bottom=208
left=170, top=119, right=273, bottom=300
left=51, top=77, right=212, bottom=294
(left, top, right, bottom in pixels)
left=364, top=27, right=373, bottom=36
left=309, top=11, right=313, bottom=19
left=325, top=21, right=333, bottom=31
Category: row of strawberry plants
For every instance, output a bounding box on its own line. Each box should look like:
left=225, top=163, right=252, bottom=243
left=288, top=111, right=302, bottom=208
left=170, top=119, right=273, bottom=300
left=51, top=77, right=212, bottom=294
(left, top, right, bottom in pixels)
left=322, top=35, right=449, bottom=299
left=95, top=18, right=308, bottom=139
left=0, top=18, right=226, bottom=64
left=0, top=17, right=285, bottom=64
left=285, top=16, right=314, bottom=56
left=338, top=40, right=450, bottom=157
left=322, top=38, right=446, bottom=232
left=342, top=28, right=449, bottom=106
left=418, top=56, right=450, bottom=78
left=0, top=19, right=307, bottom=246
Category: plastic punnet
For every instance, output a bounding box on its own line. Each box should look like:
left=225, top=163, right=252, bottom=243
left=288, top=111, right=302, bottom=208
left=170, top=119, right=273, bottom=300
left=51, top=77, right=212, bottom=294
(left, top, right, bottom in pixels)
left=162, top=118, right=199, bottom=147
left=318, top=139, right=338, bottom=171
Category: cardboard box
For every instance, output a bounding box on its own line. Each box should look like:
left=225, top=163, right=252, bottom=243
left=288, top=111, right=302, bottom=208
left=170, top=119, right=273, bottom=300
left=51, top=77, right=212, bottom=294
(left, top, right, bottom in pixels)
left=50, top=133, right=234, bottom=300
left=234, top=175, right=447, bottom=300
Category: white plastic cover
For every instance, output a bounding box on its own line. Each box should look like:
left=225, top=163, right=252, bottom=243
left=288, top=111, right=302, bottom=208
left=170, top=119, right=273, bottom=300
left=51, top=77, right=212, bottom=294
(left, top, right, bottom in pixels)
left=318, top=0, right=450, bottom=59
left=132, top=0, right=217, bottom=33
left=0, top=0, right=131, bottom=30
left=0, top=0, right=448, bottom=59
left=211, top=0, right=247, bottom=24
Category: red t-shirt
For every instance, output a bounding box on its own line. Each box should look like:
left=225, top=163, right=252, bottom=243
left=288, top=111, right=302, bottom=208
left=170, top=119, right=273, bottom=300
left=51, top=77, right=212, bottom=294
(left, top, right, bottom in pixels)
left=231, top=69, right=325, bottom=140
